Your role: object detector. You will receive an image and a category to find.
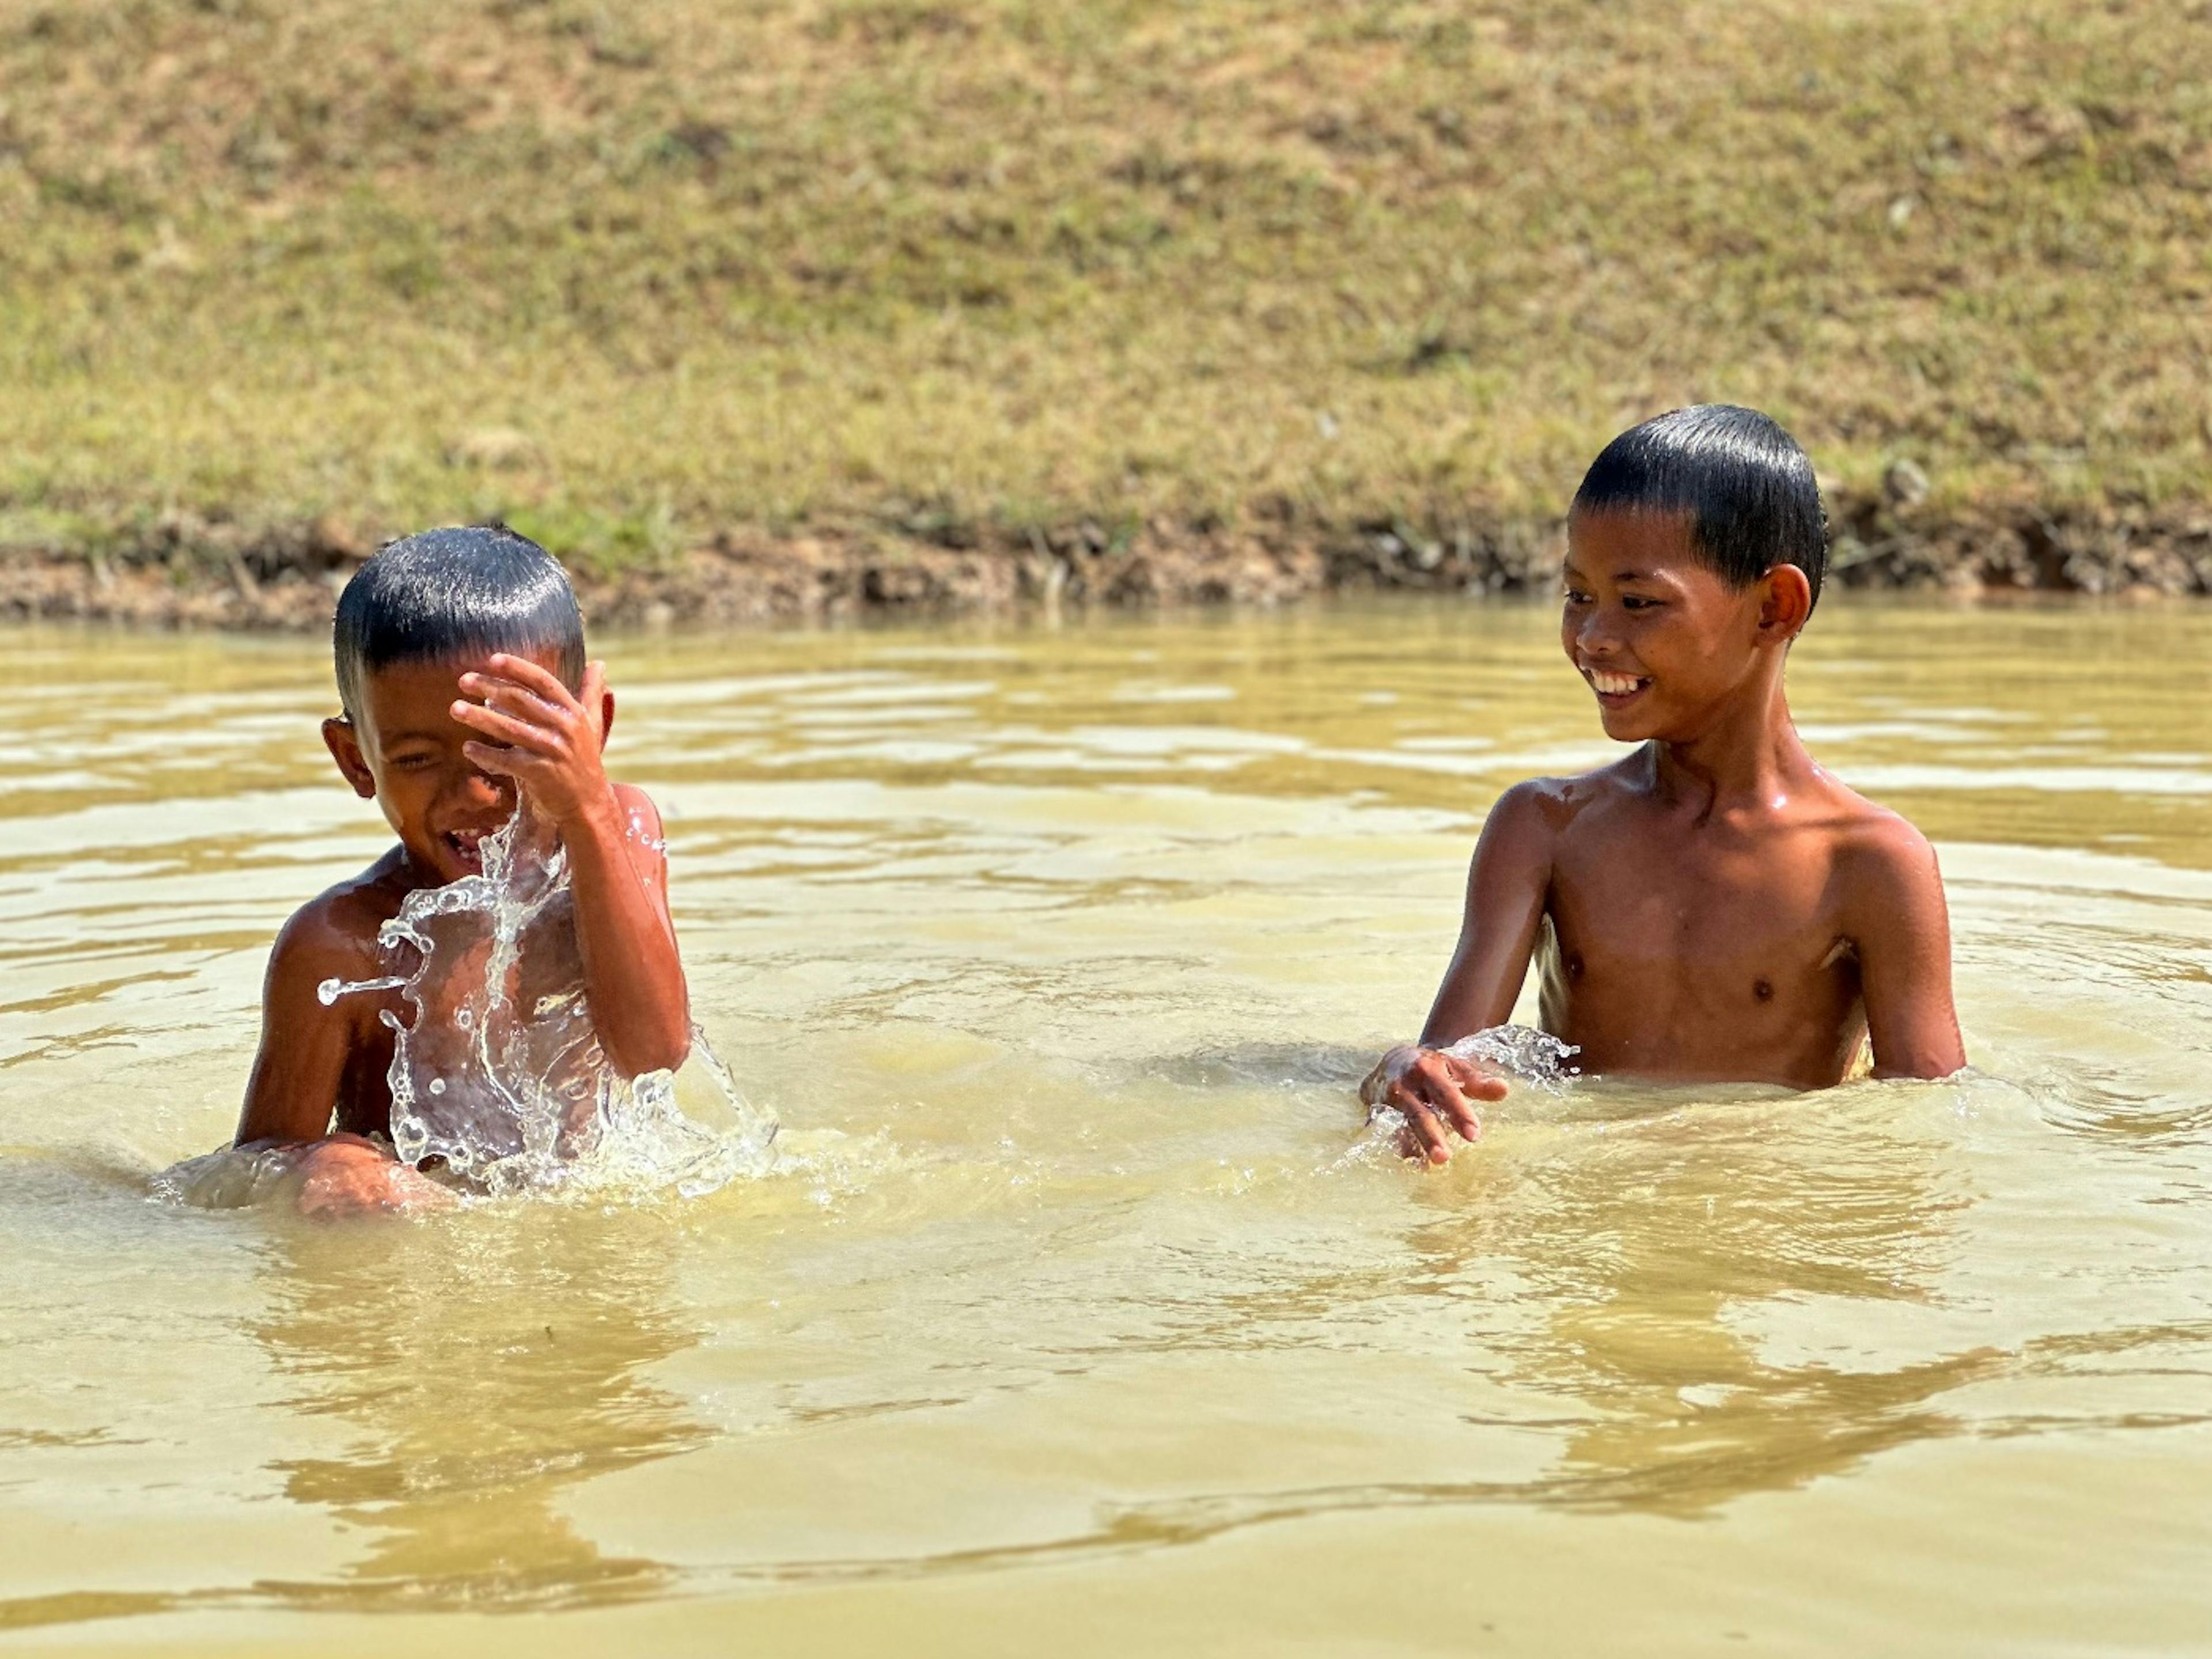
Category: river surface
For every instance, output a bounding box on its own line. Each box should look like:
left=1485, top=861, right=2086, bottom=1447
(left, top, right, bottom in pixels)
left=3, top=601, right=2210, bottom=1655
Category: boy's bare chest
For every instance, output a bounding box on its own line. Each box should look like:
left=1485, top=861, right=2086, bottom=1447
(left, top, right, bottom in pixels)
left=1535, top=811, right=1865, bottom=1084
left=1543, top=817, right=1848, bottom=999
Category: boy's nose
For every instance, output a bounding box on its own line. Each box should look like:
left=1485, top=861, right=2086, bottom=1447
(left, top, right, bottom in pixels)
left=1574, top=614, right=1619, bottom=657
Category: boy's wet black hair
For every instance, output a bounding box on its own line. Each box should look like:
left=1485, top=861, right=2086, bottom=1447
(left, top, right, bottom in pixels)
left=1571, top=404, right=1828, bottom=613
left=333, top=524, right=584, bottom=718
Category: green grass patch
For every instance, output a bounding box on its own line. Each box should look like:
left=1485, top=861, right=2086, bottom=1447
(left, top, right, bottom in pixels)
left=1, top=0, right=2207, bottom=567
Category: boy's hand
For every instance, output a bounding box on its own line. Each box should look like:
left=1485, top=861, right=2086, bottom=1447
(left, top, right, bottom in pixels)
left=454, top=658, right=691, bottom=1079
left=1362, top=1044, right=1508, bottom=1166
left=292, top=1136, right=455, bottom=1219
left=453, top=654, right=616, bottom=828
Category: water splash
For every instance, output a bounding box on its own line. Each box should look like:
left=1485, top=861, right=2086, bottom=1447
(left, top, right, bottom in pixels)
left=319, top=974, right=406, bottom=1004
left=152, top=1140, right=324, bottom=1209
left=1439, top=1024, right=1580, bottom=1092
left=321, top=805, right=777, bottom=1199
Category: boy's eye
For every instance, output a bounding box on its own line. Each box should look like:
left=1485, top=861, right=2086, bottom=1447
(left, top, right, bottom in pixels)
left=1562, top=588, right=1592, bottom=605
left=1620, top=595, right=1661, bottom=611
left=387, top=752, right=436, bottom=770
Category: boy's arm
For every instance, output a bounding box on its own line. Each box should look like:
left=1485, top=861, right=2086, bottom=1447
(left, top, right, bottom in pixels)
left=1843, top=820, right=1967, bottom=1079
left=1365, top=780, right=1557, bottom=1162
left=453, top=655, right=691, bottom=1078
left=565, top=780, right=690, bottom=1075
left=235, top=896, right=457, bottom=1217
left=1419, top=780, right=1559, bottom=1046
left=236, top=905, right=361, bottom=1145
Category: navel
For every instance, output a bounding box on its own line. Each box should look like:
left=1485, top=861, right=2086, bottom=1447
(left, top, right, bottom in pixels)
left=1564, top=952, right=1585, bottom=981
left=1753, top=978, right=1774, bottom=1003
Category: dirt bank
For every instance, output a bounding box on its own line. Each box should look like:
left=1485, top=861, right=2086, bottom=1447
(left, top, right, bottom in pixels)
left=5, top=497, right=2210, bottom=631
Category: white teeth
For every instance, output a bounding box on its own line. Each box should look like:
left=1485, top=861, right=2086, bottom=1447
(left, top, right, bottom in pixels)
left=1586, top=669, right=1644, bottom=696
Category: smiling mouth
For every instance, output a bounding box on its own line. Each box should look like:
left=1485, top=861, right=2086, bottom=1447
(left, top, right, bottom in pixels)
left=1582, top=667, right=1652, bottom=702
left=443, top=828, right=489, bottom=871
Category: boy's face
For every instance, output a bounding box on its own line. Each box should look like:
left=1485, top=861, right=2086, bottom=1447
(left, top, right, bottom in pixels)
left=1560, top=509, right=1803, bottom=744
left=323, top=646, right=569, bottom=884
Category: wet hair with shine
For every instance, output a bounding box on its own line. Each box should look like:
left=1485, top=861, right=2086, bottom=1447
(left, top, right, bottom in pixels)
left=333, top=524, right=585, bottom=718
left=1571, top=404, right=1828, bottom=612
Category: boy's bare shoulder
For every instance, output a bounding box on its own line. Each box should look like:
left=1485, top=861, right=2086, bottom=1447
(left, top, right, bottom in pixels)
left=267, top=850, right=414, bottom=983
left=1491, top=755, right=1647, bottom=836
left=1816, top=778, right=1945, bottom=906
left=610, top=781, right=664, bottom=830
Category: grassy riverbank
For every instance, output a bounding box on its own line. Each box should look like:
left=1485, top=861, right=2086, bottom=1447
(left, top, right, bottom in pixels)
left=1, top=0, right=2208, bottom=608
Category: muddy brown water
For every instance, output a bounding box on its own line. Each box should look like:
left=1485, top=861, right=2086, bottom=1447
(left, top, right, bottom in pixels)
left=3, top=600, right=2210, bottom=1653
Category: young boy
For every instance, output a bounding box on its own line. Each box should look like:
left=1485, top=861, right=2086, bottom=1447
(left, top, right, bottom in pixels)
left=1365, top=406, right=1965, bottom=1164
left=233, top=525, right=688, bottom=1214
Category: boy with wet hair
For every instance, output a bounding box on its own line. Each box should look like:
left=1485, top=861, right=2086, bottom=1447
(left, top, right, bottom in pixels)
left=1365, top=404, right=1964, bottom=1164
left=234, top=525, right=688, bottom=1213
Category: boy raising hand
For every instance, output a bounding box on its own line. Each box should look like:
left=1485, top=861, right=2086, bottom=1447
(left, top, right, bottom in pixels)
left=1366, top=407, right=1964, bottom=1163
left=232, top=527, right=688, bottom=1213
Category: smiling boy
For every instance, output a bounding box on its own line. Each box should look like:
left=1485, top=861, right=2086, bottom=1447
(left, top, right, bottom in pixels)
left=233, top=525, right=688, bottom=1214
left=1365, top=406, right=1965, bottom=1163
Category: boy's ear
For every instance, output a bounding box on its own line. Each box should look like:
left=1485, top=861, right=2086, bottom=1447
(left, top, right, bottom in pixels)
left=322, top=717, right=378, bottom=800
left=580, top=660, right=614, bottom=752
left=1755, top=563, right=1813, bottom=645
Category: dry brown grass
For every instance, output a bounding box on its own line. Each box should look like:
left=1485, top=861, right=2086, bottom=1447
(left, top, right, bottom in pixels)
left=1, top=0, right=2208, bottom=570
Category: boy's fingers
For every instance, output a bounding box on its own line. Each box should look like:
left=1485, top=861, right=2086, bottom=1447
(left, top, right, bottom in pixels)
left=457, top=676, right=573, bottom=736
left=1440, top=1055, right=1510, bottom=1102
left=469, top=679, right=566, bottom=724
left=1440, top=1099, right=1482, bottom=1141
left=483, top=653, right=584, bottom=712
left=1412, top=1058, right=1488, bottom=1136
left=460, top=739, right=514, bottom=775
left=1388, top=1084, right=1452, bottom=1164
left=463, top=738, right=537, bottom=778
left=451, top=699, right=563, bottom=753
left=1397, top=1066, right=1486, bottom=1141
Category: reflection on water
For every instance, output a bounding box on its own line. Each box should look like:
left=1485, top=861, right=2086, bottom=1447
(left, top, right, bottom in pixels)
left=2, top=601, right=2211, bottom=1649
left=249, top=1210, right=706, bottom=1612
left=1415, top=1083, right=1975, bottom=1518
